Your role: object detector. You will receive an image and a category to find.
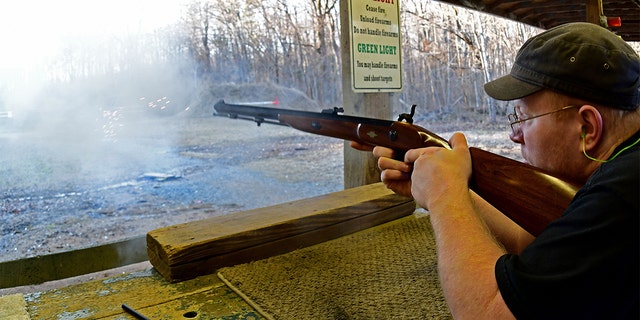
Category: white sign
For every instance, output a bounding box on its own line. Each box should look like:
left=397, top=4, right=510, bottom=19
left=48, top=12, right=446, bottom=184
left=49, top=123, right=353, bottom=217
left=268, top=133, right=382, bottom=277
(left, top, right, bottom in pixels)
left=349, top=0, right=403, bottom=92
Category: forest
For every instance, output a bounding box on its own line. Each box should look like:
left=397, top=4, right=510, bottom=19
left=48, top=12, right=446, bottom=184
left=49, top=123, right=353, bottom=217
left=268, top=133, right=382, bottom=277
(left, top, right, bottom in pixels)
left=34, top=0, right=547, bottom=124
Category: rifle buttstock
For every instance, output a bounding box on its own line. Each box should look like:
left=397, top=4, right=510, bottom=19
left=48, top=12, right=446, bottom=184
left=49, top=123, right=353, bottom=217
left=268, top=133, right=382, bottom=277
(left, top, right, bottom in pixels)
left=469, top=147, right=581, bottom=236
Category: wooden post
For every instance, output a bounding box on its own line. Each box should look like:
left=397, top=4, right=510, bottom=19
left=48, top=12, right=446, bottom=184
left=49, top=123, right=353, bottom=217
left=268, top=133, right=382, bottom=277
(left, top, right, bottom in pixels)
left=585, top=0, right=604, bottom=26
left=339, top=0, right=394, bottom=189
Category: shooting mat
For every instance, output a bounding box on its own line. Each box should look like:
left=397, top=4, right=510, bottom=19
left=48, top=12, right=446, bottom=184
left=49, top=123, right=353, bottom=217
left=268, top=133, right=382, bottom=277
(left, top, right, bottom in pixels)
left=217, top=212, right=452, bottom=319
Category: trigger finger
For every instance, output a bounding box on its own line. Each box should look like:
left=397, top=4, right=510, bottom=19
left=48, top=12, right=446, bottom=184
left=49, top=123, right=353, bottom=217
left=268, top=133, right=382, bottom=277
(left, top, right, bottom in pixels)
left=372, top=146, right=395, bottom=159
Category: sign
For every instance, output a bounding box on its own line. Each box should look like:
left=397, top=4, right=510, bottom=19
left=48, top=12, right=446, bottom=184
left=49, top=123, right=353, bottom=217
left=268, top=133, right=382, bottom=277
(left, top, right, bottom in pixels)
left=348, top=0, right=403, bottom=92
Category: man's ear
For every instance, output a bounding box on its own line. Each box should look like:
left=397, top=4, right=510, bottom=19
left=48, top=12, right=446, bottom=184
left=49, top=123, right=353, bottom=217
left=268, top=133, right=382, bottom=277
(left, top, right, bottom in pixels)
left=578, top=105, right=604, bottom=150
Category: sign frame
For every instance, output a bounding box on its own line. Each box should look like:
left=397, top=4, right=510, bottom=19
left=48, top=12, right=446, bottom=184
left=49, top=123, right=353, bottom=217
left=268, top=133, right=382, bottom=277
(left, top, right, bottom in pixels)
left=348, top=0, right=403, bottom=92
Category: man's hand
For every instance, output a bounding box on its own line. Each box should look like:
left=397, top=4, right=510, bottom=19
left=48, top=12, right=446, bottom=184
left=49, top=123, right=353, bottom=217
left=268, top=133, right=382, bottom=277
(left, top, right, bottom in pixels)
left=350, top=134, right=472, bottom=204
left=349, top=141, right=413, bottom=197
left=371, top=146, right=414, bottom=198
left=405, top=132, right=472, bottom=211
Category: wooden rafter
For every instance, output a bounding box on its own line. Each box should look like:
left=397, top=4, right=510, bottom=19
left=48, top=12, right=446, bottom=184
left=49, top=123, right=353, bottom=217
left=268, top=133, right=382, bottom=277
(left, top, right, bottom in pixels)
left=438, top=0, right=640, bottom=41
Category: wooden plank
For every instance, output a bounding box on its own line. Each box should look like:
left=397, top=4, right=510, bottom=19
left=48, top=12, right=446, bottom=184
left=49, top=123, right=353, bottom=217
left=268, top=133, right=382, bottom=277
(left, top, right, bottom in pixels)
left=19, top=268, right=259, bottom=319
left=147, top=182, right=415, bottom=282
left=585, top=0, right=603, bottom=24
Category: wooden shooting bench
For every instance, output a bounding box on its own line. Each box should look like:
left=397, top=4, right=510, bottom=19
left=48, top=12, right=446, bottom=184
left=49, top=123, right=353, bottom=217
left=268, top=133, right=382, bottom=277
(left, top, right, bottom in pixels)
left=1, top=182, right=416, bottom=319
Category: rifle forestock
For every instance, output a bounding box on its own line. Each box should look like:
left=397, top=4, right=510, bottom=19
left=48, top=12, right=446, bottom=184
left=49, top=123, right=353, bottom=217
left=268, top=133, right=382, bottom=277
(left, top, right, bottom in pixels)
left=213, top=99, right=582, bottom=236
left=214, top=99, right=450, bottom=150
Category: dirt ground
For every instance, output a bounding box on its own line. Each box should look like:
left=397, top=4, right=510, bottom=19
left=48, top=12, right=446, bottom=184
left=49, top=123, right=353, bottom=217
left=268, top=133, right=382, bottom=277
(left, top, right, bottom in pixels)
left=0, top=107, right=521, bottom=264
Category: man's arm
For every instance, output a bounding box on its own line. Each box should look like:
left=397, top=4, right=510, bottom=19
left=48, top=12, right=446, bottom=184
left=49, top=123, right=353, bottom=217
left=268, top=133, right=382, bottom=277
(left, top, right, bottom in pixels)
left=470, top=193, right=535, bottom=254
left=406, top=132, right=516, bottom=319
left=370, top=143, right=534, bottom=254
left=427, top=185, right=515, bottom=319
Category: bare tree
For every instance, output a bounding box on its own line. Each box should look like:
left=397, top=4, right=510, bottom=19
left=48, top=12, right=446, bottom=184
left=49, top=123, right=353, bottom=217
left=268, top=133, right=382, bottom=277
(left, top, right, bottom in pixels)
left=184, top=0, right=214, bottom=81
left=46, top=0, right=544, bottom=124
left=306, top=0, right=340, bottom=104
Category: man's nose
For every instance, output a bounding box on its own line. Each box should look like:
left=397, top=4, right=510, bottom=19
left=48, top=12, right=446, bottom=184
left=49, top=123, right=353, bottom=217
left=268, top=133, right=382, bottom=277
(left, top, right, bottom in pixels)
left=509, top=129, right=523, bottom=144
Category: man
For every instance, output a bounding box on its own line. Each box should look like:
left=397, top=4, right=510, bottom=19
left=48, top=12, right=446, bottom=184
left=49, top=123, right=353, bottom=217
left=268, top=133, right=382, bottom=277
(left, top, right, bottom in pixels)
left=354, top=22, right=639, bottom=318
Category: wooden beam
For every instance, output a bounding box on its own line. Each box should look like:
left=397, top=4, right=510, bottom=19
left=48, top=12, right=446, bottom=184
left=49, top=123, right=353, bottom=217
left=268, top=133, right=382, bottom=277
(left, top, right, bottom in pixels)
left=586, top=0, right=604, bottom=25
left=339, top=0, right=394, bottom=188
left=0, top=236, right=147, bottom=288
left=147, top=182, right=415, bottom=282
left=436, top=0, right=640, bottom=41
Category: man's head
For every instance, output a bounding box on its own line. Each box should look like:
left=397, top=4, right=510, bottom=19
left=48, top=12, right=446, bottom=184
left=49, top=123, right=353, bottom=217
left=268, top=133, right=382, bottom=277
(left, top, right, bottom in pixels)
left=484, top=22, right=640, bottom=110
left=484, top=23, right=640, bottom=182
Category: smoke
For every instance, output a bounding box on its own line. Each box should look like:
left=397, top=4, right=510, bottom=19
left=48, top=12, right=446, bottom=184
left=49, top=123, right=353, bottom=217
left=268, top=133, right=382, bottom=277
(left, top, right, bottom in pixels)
left=0, top=2, right=197, bottom=193
left=2, top=83, right=186, bottom=193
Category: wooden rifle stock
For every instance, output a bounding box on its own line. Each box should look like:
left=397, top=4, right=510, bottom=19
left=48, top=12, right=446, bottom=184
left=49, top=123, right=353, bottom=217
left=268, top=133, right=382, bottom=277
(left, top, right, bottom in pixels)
left=213, top=100, right=582, bottom=236
left=468, top=148, right=579, bottom=236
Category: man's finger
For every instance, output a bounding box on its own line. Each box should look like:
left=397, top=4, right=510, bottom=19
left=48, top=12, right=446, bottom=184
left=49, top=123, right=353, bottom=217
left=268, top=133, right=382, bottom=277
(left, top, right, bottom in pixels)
left=372, top=146, right=395, bottom=159
left=349, top=141, right=374, bottom=152
left=449, top=132, right=469, bottom=149
left=378, top=157, right=412, bottom=173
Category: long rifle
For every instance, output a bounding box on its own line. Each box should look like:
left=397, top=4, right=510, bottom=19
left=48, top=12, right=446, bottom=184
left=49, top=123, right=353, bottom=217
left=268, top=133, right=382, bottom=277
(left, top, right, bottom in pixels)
left=213, top=99, right=581, bottom=236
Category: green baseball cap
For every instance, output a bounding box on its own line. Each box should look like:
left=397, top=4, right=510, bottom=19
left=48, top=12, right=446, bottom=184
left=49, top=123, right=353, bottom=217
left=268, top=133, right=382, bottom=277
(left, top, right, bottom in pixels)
left=484, top=22, right=640, bottom=110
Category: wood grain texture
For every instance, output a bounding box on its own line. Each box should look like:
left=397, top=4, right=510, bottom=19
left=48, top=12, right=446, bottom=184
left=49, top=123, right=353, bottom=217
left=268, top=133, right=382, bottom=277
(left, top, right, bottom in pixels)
left=20, top=268, right=259, bottom=319
left=147, top=182, right=415, bottom=282
left=469, top=147, right=581, bottom=236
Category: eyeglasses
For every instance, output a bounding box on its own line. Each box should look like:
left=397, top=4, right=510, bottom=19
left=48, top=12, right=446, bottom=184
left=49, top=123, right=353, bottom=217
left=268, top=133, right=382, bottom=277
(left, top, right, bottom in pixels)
left=508, top=105, right=579, bottom=134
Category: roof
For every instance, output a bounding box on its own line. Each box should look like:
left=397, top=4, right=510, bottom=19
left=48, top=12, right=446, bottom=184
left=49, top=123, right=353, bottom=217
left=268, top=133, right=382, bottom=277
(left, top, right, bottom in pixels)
left=438, top=0, right=640, bottom=42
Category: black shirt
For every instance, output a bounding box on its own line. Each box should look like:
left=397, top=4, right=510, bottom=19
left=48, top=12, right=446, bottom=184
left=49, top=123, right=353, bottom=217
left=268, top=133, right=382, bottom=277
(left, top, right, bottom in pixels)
left=496, top=131, right=640, bottom=319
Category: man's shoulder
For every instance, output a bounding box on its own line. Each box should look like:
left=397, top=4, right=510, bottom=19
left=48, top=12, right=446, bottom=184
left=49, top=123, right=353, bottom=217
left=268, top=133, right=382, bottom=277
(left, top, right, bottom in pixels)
left=578, top=144, right=639, bottom=213
left=592, top=142, right=639, bottom=180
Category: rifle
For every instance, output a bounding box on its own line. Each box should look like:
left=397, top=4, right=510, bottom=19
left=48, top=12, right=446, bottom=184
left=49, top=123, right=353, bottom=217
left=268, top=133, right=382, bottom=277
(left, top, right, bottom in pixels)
left=213, top=99, right=581, bottom=236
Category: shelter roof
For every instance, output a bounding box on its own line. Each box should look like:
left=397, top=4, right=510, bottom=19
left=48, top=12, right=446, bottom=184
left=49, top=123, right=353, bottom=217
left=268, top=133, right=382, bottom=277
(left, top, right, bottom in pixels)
left=439, top=0, right=640, bottom=41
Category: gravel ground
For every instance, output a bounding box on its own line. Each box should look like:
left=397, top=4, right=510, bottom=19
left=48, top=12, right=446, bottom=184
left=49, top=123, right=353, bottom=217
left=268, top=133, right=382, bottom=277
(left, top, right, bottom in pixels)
left=0, top=112, right=520, bottom=263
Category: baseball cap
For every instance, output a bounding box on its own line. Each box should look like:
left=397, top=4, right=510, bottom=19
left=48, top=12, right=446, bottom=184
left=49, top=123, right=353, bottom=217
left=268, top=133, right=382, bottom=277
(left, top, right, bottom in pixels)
left=484, top=22, right=640, bottom=110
